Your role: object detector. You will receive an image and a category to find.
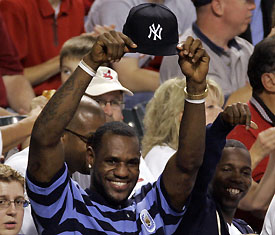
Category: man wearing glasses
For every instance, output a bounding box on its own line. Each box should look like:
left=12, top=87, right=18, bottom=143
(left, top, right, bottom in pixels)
left=84, top=66, right=133, bottom=122
left=0, top=164, right=29, bottom=235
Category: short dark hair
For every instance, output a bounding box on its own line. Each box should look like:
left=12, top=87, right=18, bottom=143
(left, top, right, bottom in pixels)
left=88, top=121, right=139, bottom=155
left=224, top=139, right=248, bottom=151
left=248, top=35, right=275, bottom=94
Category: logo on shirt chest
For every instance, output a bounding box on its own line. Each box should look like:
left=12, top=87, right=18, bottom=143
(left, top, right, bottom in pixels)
left=140, top=209, right=156, bottom=233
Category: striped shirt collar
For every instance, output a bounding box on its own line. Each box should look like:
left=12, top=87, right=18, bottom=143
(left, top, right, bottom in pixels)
left=85, top=188, right=133, bottom=209
left=192, top=23, right=241, bottom=56
left=251, top=92, right=275, bottom=125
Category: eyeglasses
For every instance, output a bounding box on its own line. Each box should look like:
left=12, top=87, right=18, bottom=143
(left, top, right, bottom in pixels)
left=95, top=99, right=125, bottom=110
left=64, top=129, right=90, bottom=143
left=0, top=199, right=29, bottom=209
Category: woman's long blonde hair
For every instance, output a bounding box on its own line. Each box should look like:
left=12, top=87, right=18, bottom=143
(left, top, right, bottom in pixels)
left=142, top=78, right=186, bottom=157
left=142, top=77, right=224, bottom=157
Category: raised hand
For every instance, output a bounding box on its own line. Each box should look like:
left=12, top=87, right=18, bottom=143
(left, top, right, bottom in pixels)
left=250, top=127, right=275, bottom=162
left=84, top=31, right=137, bottom=70
left=177, top=36, right=210, bottom=87
left=221, top=102, right=258, bottom=129
left=89, top=24, right=116, bottom=37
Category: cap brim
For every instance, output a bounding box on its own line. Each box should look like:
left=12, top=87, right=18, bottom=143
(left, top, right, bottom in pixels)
left=85, top=83, right=133, bottom=97
left=133, top=43, right=178, bottom=56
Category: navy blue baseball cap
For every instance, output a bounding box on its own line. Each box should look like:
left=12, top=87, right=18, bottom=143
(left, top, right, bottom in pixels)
left=123, top=3, right=179, bottom=56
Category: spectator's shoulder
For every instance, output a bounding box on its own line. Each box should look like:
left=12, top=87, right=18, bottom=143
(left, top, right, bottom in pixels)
left=0, top=0, right=25, bottom=11
left=179, top=27, right=195, bottom=41
left=234, top=36, right=254, bottom=53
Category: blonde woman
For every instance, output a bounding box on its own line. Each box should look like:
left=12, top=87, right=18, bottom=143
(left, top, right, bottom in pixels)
left=142, top=77, right=224, bottom=179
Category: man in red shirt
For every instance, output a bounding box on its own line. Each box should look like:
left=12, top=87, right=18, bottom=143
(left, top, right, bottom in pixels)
left=227, top=36, right=275, bottom=183
left=227, top=35, right=275, bottom=232
left=0, top=0, right=85, bottom=96
left=0, top=13, right=34, bottom=114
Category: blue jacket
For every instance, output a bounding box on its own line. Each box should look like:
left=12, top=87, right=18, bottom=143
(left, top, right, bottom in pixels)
left=175, top=114, right=254, bottom=235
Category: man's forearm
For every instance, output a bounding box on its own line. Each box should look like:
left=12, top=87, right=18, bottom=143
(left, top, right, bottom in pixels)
left=1, top=115, right=36, bottom=154
left=24, top=56, right=60, bottom=86
left=28, top=65, right=95, bottom=181
left=163, top=101, right=206, bottom=210
left=31, top=66, right=94, bottom=147
left=177, top=102, right=206, bottom=170
left=238, top=153, right=275, bottom=218
left=113, top=57, right=159, bottom=92
left=27, top=31, right=138, bottom=182
left=3, top=74, right=35, bottom=114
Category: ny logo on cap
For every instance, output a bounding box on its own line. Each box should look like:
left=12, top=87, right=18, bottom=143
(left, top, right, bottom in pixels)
left=103, top=70, right=113, bottom=80
left=148, top=23, right=162, bottom=41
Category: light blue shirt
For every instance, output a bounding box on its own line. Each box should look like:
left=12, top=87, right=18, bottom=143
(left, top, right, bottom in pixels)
left=251, top=0, right=263, bottom=45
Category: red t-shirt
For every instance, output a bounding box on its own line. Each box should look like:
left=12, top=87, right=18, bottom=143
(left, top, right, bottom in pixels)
left=227, top=101, right=272, bottom=182
left=83, top=0, right=95, bottom=15
left=0, top=0, right=85, bottom=95
left=0, top=13, right=23, bottom=107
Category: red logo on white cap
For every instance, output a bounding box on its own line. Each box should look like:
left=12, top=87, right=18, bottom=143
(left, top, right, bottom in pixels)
left=103, top=70, right=113, bottom=80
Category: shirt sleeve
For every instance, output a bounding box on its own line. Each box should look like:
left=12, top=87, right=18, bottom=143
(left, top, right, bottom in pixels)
left=0, top=12, right=23, bottom=75
left=25, top=164, right=77, bottom=233
left=0, top=0, right=28, bottom=63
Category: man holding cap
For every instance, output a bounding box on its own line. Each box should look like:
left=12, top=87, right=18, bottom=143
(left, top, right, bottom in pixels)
left=85, top=66, right=133, bottom=122
left=25, top=30, right=212, bottom=234
left=85, top=0, right=196, bottom=108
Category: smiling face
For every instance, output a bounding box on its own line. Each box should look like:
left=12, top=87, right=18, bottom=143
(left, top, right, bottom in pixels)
left=0, top=181, right=24, bottom=235
left=92, top=133, right=140, bottom=206
left=212, top=146, right=252, bottom=210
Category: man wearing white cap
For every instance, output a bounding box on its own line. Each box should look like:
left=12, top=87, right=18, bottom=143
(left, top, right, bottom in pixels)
left=84, top=66, right=154, bottom=196
left=85, top=66, right=133, bottom=122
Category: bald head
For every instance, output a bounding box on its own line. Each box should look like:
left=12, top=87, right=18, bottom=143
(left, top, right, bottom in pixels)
left=67, top=96, right=106, bottom=132
left=63, top=96, right=106, bottom=175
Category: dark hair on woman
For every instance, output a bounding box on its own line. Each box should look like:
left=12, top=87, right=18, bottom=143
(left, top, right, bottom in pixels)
left=87, top=121, right=139, bottom=155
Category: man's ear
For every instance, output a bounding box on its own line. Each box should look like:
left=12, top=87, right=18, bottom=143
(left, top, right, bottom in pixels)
left=86, top=146, right=95, bottom=168
left=211, top=0, right=224, bottom=16
left=261, top=72, right=275, bottom=92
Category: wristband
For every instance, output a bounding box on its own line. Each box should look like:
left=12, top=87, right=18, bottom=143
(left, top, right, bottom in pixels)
left=78, top=60, right=96, bottom=77
left=185, top=98, right=205, bottom=104
left=183, top=85, right=208, bottom=100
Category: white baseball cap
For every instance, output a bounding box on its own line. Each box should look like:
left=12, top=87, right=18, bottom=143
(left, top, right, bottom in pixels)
left=85, top=66, right=133, bottom=96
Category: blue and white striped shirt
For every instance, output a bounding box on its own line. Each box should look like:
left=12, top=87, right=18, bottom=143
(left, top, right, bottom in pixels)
left=26, top=164, right=186, bottom=234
